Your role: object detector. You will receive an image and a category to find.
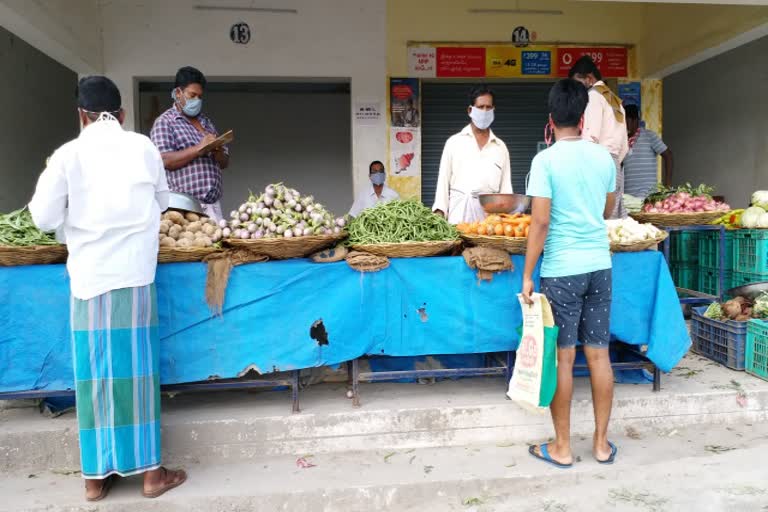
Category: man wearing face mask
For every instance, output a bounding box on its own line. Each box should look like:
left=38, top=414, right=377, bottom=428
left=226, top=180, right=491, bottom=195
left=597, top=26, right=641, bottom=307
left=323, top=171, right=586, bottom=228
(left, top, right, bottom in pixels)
left=349, top=160, right=400, bottom=217
left=150, top=66, right=229, bottom=221
left=29, top=76, right=186, bottom=502
left=569, top=56, right=628, bottom=219
left=432, top=85, right=513, bottom=224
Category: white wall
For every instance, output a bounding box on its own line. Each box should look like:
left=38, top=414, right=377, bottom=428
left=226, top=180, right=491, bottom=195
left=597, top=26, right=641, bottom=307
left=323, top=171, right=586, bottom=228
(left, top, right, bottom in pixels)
left=139, top=87, right=352, bottom=215
left=0, top=26, right=78, bottom=211
left=100, top=0, right=387, bottom=199
left=0, top=0, right=102, bottom=73
left=664, top=35, right=768, bottom=206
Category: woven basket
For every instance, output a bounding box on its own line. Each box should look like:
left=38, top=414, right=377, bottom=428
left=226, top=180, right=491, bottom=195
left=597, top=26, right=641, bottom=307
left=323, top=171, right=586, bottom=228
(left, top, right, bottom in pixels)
left=610, top=231, right=669, bottom=253
left=630, top=211, right=724, bottom=227
left=460, top=234, right=527, bottom=254
left=0, top=245, right=68, bottom=266
left=350, top=240, right=461, bottom=258
left=226, top=233, right=346, bottom=260
left=158, top=247, right=220, bottom=263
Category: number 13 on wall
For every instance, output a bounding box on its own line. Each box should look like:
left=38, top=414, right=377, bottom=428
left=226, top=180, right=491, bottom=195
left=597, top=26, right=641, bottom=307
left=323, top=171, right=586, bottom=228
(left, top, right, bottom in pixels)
left=230, top=22, right=251, bottom=45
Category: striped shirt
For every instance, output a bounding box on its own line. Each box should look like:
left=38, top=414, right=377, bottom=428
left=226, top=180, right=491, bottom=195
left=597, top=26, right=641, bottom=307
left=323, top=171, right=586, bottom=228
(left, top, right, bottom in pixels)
left=622, top=128, right=667, bottom=198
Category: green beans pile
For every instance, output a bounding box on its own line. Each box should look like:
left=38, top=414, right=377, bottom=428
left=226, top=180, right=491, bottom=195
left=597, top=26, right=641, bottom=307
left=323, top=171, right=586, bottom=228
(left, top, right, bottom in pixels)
left=348, top=199, right=459, bottom=244
left=0, top=208, right=57, bottom=246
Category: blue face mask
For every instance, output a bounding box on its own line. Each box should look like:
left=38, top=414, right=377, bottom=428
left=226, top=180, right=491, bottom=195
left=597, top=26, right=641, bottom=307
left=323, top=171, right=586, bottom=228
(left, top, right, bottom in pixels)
left=172, top=89, right=203, bottom=117
left=370, top=172, right=386, bottom=186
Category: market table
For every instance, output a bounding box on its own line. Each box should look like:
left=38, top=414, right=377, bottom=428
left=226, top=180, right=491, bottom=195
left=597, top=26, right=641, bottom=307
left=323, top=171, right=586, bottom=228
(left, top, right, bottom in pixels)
left=0, top=251, right=690, bottom=406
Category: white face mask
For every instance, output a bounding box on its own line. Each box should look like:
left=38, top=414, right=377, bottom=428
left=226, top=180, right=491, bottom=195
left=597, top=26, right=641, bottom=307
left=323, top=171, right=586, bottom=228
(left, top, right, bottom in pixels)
left=470, top=107, right=494, bottom=130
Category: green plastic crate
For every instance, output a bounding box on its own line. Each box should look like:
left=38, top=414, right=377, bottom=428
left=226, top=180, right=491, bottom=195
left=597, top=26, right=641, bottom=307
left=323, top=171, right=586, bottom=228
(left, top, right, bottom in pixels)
left=729, top=270, right=768, bottom=290
left=669, top=231, right=699, bottom=264
left=746, top=319, right=768, bottom=381
left=733, top=230, right=768, bottom=276
left=698, top=231, right=734, bottom=271
left=670, top=263, right=699, bottom=291
left=698, top=269, right=732, bottom=297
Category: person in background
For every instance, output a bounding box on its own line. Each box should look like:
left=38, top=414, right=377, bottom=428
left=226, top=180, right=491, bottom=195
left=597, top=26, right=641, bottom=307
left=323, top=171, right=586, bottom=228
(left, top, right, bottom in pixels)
left=569, top=56, right=628, bottom=219
left=151, top=66, right=229, bottom=221
left=349, top=160, right=400, bottom=217
left=623, top=104, right=673, bottom=198
left=522, top=79, right=618, bottom=469
left=29, top=76, right=186, bottom=502
left=433, top=84, right=513, bottom=224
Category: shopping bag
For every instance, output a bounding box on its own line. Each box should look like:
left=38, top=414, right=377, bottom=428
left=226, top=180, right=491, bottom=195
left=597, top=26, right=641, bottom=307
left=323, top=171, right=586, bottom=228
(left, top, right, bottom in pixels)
left=506, top=293, right=559, bottom=413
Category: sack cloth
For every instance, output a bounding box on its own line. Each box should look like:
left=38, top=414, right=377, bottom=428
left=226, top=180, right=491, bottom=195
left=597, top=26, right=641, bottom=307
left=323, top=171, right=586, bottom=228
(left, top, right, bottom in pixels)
left=462, top=246, right=513, bottom=281
left=204, top=249, right=269, bottom=314
left=345, top=250, right=390, bottom=272
left=507, top=293, right=559, bottom=413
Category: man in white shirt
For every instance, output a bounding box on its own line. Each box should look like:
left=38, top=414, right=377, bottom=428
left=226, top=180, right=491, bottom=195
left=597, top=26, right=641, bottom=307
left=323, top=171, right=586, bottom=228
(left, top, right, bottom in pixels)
left=349, top=160, right=400, bottom=217
left=29, top=76, right=186, bottom=502
left=569, top=56, right=629, bottom=219
left=432, top=85, right=513, bottom=224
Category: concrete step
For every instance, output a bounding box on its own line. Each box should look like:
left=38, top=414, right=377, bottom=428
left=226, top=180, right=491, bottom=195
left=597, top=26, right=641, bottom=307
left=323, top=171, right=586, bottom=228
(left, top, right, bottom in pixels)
left=2, top=354, right=768, bottom=475
left=4, top=421, right=768, bottom=512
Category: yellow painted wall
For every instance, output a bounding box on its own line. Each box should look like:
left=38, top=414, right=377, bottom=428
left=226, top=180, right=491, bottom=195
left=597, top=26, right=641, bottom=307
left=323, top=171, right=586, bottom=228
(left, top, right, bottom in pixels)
left=639, top=4, right=768, bottom=76
left=386, top=0, right=768, bottom=198
left=388, top=0, right=646, bottom=77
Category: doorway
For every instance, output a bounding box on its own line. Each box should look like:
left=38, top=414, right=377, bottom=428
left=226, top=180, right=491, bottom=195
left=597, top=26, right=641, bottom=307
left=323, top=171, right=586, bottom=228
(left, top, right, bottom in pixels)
left=138, top=80, right=352, bottom=215
left=420, top=81, right=554, bottom=206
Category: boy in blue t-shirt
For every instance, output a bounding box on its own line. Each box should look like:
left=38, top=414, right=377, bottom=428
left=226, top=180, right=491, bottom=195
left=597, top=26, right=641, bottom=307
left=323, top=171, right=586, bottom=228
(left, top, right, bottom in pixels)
left=522, top=79, right=617, bottom=469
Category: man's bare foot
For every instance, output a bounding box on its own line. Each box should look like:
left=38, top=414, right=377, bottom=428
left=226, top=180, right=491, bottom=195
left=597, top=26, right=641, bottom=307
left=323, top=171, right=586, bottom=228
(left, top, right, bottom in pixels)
left=142, top=467, right=187, bottom=498
left=593, top=438, right=616, bottom=463
left=85, top=475, right=115, bottom=501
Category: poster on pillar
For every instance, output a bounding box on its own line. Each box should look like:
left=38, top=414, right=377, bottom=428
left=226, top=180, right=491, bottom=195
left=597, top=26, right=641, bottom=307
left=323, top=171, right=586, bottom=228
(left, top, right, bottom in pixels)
left=390, top=78, right=420, bottom=128
left=618, top=82, right=641, bottom=111
left=390, top=128, right=420, bottom=177
left=390, top=78, right=421, bottom=178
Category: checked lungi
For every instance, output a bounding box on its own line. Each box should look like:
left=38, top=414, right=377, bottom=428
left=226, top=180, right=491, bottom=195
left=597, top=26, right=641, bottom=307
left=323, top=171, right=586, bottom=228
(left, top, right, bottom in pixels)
left=71, top=284, right=161, bottom=479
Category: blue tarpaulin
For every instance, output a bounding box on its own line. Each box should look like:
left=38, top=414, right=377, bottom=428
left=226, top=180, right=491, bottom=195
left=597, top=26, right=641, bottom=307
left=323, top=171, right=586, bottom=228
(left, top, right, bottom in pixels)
left=0, top=252, right=690, bottom=393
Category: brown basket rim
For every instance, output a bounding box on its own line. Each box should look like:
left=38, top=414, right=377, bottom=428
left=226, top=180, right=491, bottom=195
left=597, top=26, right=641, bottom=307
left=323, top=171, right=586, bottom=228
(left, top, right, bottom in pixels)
left=226, top=233, right=346, bottom=246
left=225, top=233, right=346, bottom=259
left=460, top=234, right=527, bottom=254
left=0, top=244, right=66, bottom=252
left=630, top=211, right=725, bottom=226
left=0, top=244, right=68, bottom=266
left=158, top=246, right=221, bottom=263
left=610, top=231, right=669, bottom=252
left=350, top=239, right=460, bottom=258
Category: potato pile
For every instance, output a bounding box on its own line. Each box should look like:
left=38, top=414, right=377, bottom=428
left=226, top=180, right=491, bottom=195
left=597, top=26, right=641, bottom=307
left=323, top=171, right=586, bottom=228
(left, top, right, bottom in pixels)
left=159, top=211, right=223, bottom=249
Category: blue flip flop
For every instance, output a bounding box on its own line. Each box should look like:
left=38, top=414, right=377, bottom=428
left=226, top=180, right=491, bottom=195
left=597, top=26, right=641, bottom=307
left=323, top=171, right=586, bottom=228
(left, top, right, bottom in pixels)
left=528, top=443, right=573, bottom=469
left=596, top=441, right=618, bottom=465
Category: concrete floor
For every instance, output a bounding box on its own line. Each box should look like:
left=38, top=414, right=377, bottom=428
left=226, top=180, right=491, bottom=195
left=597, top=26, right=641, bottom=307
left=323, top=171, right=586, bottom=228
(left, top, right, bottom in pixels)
left=1, top=353, right=768, bottom=511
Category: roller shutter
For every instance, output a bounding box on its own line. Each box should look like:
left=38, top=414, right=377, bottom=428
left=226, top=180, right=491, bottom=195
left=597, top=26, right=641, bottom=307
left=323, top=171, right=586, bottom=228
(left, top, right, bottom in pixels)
left=421, top=81, right=553, bottom=206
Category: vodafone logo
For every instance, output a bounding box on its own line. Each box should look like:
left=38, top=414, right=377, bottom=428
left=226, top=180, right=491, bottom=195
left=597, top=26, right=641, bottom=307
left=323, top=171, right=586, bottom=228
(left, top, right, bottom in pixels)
left=562, top=53, right=573, bottom=66
left=519, top=335, right=538, bottom=368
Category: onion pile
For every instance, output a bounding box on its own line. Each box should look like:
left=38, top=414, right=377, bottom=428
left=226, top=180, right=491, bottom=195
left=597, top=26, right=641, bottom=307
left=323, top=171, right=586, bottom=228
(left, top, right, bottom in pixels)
left=223, top=183, right=346, bottom=240
left=642, top=184, right=730, bottom=214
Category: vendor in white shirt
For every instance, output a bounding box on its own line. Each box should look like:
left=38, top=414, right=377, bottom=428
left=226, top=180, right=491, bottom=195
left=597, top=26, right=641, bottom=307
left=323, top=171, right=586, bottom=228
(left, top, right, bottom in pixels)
left=432, top=85, right=513, bottom=224
left=349, top=160, right=400, bottom=217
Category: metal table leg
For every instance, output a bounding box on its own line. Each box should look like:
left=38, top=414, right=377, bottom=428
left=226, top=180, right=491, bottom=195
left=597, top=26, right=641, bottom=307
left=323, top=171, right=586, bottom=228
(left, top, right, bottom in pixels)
left=653, top=366, right=661, bottom=392
left=291, top=370, right=301, bottom=413
left=352, top=358, right=361, bottom=407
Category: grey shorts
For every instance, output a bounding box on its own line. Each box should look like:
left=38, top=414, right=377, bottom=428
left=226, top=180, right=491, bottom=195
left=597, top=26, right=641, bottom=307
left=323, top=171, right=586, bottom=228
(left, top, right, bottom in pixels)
left=540, top=269, right=612, bottom=349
